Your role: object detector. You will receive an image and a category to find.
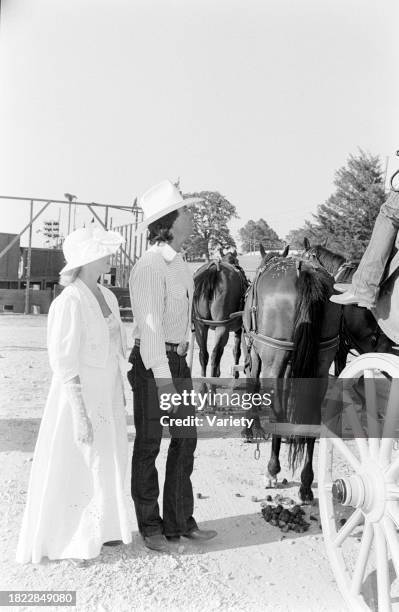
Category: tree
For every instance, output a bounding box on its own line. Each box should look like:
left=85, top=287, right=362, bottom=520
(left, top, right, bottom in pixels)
left=312, top=150, right=386, bottom=259
left=182, top=190, right=238, bottom=260
left=285, top=222, right=328, bottom=250
left=239, top=219, right=281, bottom=253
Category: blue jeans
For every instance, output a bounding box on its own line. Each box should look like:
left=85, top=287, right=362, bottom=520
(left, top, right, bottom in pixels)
left=128, top=346, right=198, bottom=538
left=352, top=191, right=399, bottom=307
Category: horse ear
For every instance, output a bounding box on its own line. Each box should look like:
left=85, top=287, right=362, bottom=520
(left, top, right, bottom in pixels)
left=303, top=237, right=310, bottom=250
left=219, top=247, right=224, bottom=256
left=282, top=244, right=289, bottom=257
left=323, top=237, right=328, bottom=247
left=259, top=243, right=266, bottom=257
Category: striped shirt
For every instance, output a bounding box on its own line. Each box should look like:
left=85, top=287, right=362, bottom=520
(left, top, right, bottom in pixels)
left=129, top=242, right=194, bottom=380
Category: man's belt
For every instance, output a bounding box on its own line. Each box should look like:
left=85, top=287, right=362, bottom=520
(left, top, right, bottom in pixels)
left=134, top=338, right=181, bottom=353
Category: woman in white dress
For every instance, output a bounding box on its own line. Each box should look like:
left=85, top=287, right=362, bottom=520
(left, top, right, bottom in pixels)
left=16, top=226, right=132, bottom=564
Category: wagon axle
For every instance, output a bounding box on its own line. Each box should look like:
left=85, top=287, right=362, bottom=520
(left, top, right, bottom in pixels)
left=332, top=477, right=365, bottom=508
left=331, top=458, right=387, bottom=522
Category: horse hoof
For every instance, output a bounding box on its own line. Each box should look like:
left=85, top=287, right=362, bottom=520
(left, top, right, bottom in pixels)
left=265, top=477, right=278, bottom=488
left=299, top=488, right=314, bottom=504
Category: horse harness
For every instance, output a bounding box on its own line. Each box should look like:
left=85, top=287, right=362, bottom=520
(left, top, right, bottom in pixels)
left=244, top=256, right=340, bottom=356
left=193, top=260, right=249, bottom=328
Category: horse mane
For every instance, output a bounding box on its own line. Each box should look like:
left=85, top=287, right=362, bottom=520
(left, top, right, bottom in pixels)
left=291, top=263, right=331, bottom=378
left=312, top=245, right=346, bottom=275
left=288, top=262, right=332, bottom=471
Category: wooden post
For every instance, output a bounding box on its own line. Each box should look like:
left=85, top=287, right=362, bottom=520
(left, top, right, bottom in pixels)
left=67, top=203, right=72, bottom=234
left=24, top=200, right=34, bottom=314
left=0, top=201, right=51, bottom=262
left=139, top=233, right=143, bottom=258
left=128, top=223, right=133, bottom=277
left=123, top=225, right=127, bottom=286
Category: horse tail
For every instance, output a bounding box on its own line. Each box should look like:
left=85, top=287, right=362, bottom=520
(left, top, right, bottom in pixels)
left=287, top=265, right=331, bottom=472
left=194, top=263, right=221, bottom=303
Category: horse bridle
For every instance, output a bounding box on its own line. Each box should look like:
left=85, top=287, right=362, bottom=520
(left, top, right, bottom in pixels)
left=245, top=255, right=340, bottom=354
left=301, top=246, right=352, bottom=281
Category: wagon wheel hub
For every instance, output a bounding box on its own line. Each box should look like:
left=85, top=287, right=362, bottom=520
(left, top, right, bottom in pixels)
left=332, top=459, right=388, bottom=522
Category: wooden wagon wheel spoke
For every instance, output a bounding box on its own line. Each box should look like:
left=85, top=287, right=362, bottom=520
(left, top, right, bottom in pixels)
left=350, top=521, right=374, bottom=596
left=329, top=436, right=361, bottom=473
left=334, top=508, right=363, bottom=547
left=388, top=502, right=399, bottom=528
left=374, top=523, right=391, bottom=612
left=345, top=403, right=369, bottom=463
left=383, top=516, right=399, bottom=579
left=387, top=456, right=399, bottom=481
left=364, top=369, right=380, bottom=460
left=380, top=379, right=399, bottom=467
left=386, top=484, right=399, bottom=502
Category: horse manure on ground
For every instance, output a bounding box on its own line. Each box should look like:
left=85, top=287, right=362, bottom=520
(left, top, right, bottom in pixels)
left=261, top=503, right=311, bottom=533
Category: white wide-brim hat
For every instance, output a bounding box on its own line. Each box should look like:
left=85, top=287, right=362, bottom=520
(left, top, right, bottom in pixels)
left=136, top=179, right=203, bottom=233
left=59, top=226, right=125, bottom=274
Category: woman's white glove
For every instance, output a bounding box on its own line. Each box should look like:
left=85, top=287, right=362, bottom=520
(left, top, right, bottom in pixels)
left=64, top=380, right=93, bottom=446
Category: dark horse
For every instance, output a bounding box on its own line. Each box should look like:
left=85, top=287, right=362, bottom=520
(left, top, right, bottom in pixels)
left=302, top=238, right=397, bottom=373
left=242, top=252, right=341, bottom=502
left=193, top=256, right=249, bottom=382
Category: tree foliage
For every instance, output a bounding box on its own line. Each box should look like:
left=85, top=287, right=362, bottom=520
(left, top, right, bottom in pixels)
left=239, top=218, right=281, bottom=253
left=182, top=190, right=238, bottom=260
left=285, top=150, right=386, bottom=259
left=285, top=222, right=328, bottom=251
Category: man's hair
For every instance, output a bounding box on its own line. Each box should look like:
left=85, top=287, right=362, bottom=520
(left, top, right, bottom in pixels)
left=148, top=209, right=179, bottom=244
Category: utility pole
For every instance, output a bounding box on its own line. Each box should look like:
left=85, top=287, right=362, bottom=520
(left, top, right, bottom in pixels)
left=24, top=200, right=34, bottom=314
left=64, top=193, right=77, bottom=234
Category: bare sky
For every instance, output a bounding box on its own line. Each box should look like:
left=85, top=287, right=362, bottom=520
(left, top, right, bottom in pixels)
left=1, top=0, right=398, bottom=247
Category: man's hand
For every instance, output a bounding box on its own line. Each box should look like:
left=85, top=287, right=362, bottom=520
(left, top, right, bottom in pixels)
left=156, top=382, right=180, bottom=414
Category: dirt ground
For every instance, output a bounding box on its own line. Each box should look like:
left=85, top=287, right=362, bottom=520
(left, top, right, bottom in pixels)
left=0, top=312, right=352, bottom=612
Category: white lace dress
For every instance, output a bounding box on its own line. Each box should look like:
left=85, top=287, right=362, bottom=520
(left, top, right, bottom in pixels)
left=16, top=310, right=132, bottom=563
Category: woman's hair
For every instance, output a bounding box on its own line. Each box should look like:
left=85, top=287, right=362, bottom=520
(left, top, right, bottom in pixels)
left=147, top=209, right=179, bottom=244
left=59, top=267, right=82, bottom=287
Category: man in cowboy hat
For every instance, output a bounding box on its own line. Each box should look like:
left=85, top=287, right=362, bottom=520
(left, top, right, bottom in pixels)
left=128, top=180, right=217, bottom=553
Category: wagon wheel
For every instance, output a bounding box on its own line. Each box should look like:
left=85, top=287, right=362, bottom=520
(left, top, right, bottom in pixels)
left=318, top=353, right=399, bottom=611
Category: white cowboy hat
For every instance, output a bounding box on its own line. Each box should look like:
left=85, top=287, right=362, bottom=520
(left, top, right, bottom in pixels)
left=59, top=225, right=125, bottom=274
left=136, top=179, right=203, bottom=233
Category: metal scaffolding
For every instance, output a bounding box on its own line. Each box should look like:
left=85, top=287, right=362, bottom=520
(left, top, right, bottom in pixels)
left=0, top=194, right=145, bottom=313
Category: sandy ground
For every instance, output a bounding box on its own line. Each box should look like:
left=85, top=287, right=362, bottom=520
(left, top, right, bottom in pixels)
left=0, top=312, right=352, bottom=612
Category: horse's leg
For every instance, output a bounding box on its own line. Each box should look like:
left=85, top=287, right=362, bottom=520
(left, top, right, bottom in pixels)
left=267, top=435, right=281, bottom=488
left=210, top=326, right=229, bottom=378
left=241, top=346, right=262, bottom=440
left=259, top=346, right=291, bottom=489
left=195, top=323, right=209, bottom=395
left=299, top=438, right=315, bottom=503
left=233, top=327, right=242, bottom=379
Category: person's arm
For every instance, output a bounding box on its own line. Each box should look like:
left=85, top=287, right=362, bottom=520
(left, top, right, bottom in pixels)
left=130, top=264, right=171, bottom=384
left=47, top=293, right=93, bottom=444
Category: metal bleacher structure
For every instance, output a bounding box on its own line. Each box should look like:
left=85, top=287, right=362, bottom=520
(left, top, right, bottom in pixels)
left=0, top=195, right=147, bottom=318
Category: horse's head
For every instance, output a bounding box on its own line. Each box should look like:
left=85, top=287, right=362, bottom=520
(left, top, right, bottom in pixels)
left=259, top=243, right=290, bottom=268
left=301, top=238, right=345, bottom=275
left=223, top=252, right=238, bottom=265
